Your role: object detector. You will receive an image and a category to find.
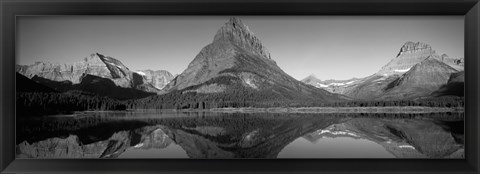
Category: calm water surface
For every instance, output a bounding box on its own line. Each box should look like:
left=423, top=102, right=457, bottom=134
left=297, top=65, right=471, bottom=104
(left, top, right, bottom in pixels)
left=16, top=110, right=464, bottom=159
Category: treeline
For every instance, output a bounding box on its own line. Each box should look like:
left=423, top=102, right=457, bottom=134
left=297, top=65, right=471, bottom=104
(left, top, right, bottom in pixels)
left=17, top=85, right=465, bottom=117
left=322, top=96, right=464, bottom=108
left=126, top=82, right=326, bottom=110
left=125, top=76, right=314, bottom=109
left=17, top=91, right=127, bottom=117
left=17, top=90, right=464, bottom=117
left=125, top=75, right=464, bottom=110
left=126, top=89, right=464, bottom=110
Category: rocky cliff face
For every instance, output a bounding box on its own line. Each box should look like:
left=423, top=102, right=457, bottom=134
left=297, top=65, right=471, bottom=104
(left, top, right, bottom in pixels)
left=163, top=17, right=276, bottom=91
left=377, top=42, right=462, bottom=76
left=161, top=17, right=345, bottom=103
left=213, top=17, right=271, bottom=60
left=377, top=42, right=437, bottom=75
left=136, top=70, right=174, bottom=90
left=16, top=53, right=161, bottom=96
left=17, top=53, right=130, bottom=84
left=439, top=54, right=464, bottom=71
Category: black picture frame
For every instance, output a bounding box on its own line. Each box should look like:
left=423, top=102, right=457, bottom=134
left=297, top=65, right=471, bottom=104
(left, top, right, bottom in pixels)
left=1, top=0, right=479, bottom=173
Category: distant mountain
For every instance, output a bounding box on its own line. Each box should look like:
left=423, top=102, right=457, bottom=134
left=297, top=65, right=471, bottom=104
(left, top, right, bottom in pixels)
left=344, top=57, right=459, bottom=100
left=377, top=41, right=463, bottom=76
left=301, top=75, right=362, bottom=93
left=379, top=57, right=458, bottom=100
left=16, top=53, right=160, bottom=99
left=439, top=54, right=464, bottom=71
left=158, top=17, right=346, bottom=105
left=135, top=70, right=173, bottom=90
left=30, top=74, right=155, bottom=100
left=334, top=42, right=463, bottom=100
left=300, top=74, right=322, bottom=85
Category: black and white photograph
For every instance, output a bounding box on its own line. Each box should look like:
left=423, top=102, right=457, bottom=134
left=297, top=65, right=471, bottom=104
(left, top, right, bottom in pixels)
left=15, top=16, right=465, bottom=159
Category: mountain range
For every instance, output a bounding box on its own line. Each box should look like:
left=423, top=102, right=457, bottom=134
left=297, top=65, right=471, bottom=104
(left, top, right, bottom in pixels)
left=16, top=53, right=173, bottom=99
left=302, top=41, right=464, bottom=101
left=17, top=17, right=464, bottom=108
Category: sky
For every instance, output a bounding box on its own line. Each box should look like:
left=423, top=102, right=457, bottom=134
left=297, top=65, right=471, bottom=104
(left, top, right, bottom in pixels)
left=17, top=16, right=464, bottom=80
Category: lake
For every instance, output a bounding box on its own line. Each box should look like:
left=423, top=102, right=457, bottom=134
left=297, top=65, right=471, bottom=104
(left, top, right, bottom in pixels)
left=16, top=110, right=464, bottom=159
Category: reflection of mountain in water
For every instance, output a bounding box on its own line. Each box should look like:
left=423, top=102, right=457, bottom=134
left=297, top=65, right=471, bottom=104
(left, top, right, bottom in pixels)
left=301, top=117, right=464, bottom=158
left=16, top=112, right=464, bottom=158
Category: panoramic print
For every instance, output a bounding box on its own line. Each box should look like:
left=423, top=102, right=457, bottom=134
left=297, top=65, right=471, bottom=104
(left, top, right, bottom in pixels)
left=16, top=16, right=464, bottom=158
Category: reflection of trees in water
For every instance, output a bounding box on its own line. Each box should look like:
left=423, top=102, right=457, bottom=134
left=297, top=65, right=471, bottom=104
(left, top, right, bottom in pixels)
left=16, top=112, right=464, bottom=158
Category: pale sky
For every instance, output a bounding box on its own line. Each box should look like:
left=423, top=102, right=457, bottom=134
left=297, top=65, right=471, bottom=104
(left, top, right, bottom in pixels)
left=17, top=16, right=464, bottom=80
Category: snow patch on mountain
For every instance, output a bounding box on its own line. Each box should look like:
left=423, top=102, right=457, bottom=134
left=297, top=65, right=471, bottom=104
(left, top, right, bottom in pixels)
left=244, top=78, right=258, bottom=89
left=373, top=77, right=387, bottom=82
left=398, top=145, right=416, bottom=149
left=316, top=80, right=358, bottom=87
left=317, top=83, right=329, bottom=88
left=136, top=71, right=146, bottom=76
left=393, top=68, right=411, bottom=73
left=345, top=81, right=356, bottom=85
left=318, top=129, right=359, bottom=137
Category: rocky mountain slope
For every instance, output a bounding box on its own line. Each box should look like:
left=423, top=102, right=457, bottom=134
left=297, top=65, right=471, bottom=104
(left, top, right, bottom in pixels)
left=16, top=53, right=172, bottom=99
left=344, top=58, right=460, bottom=100
left=301, top=75, right=362, bottom=93
left=431, top=71, right=465, bottom=97
left=303, top=41, right=463, bottom=101
left=377, top=41, right=463, bottom=76
left=135, top=70, right=174, bottom=90
left=158, top=17, right=346, bottom=105
left=378, top=58, right=458, bottom=100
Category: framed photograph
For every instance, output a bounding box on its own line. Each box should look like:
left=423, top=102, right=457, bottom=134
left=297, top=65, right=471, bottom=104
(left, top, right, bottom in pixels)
left=1, top=0, right=479, bottom=173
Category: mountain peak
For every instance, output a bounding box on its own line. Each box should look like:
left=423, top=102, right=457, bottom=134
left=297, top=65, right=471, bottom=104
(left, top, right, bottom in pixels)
left=213, top=17, right=271, bottom=59
left=397, top=41, right=433, bottom=56
left=227, top=17, right=248, bottom=29
left=307, top=74, right=317, bottom=78
left=302, top=74, right=319, bottom=81
left=378, top=41, right=437, bottom=76
left=416, top=55, right=457, bottom=70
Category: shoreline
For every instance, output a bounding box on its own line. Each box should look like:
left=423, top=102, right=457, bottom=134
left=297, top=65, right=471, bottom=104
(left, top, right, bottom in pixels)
left=208, top=106, right=464, bottom=114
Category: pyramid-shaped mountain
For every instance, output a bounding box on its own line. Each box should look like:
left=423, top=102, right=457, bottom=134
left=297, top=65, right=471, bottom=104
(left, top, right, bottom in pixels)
left=301, top=74, right=322, bottom=85
left=160, top=17, right=345, bottom=106
left=379, top=57, right=458, bottom=100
